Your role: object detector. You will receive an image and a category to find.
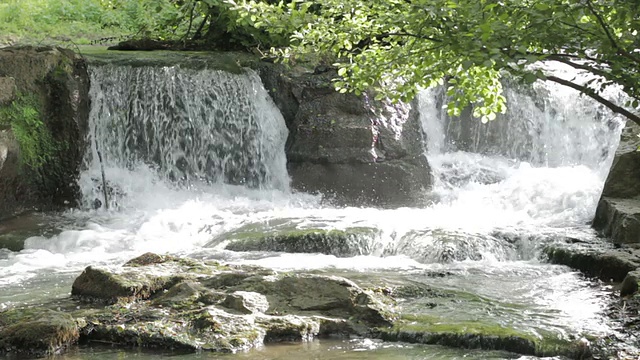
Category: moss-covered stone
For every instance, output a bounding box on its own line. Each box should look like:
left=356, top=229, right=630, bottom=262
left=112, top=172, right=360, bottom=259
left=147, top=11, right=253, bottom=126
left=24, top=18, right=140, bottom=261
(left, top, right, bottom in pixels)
left=80, top=46, right=257, bottom=73
left=71, top=266, right=185, bottom=303
left=373, top=314, right=590, bottom=358
left=59, top=253, right=396, bottom=355
left=224, top=227, right=379, bottom=257
left=0, top=308, right=79, bottom=356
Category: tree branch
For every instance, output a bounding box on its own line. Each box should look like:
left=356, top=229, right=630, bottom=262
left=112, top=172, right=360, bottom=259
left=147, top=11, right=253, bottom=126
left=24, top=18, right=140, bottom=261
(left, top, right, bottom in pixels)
left=546, top=75, right=640, bottom=126
left=543, top=54, right=611, bottom=79
left=584, top=0, right=640, bottom=65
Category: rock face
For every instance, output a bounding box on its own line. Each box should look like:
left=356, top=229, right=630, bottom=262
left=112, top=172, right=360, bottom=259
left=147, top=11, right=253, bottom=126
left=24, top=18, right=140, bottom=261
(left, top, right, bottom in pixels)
left=593, top=121, right=640, bottom=244
left=257, top=65, right=431, bottom=207
left=0, top=46, right=90, bottom=219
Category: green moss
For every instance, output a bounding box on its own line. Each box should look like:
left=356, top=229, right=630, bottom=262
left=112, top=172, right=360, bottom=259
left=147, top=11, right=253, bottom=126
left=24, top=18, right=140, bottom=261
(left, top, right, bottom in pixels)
left=0, top=93, right=56, bottom=170
left=0, top=308, right=79, bottom=355
left=398, top=314, right=534, bottom=339
left=385, top=314, right=581, bottom=358
left=224, top=227, right=379, bottom=256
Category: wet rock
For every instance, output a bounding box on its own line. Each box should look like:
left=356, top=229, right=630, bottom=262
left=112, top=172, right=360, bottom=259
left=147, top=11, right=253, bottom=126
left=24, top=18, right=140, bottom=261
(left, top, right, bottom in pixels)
left=64, top=253, right=396, bottom=355
left=593, top=121, right=640, bottom=244
left=222, top=291, right=270, bottom=314
left=229, top=273, right=396, bottom=329
left=257, top=66, right=432, bottom=208
left=257, top=314, right=320, bottom=342
left=224, top=227, right=379, bottom=257
left=71, top=266, right=185, bottom=303
left=390, top=229, right=516, bottom=263
left=0, top=308, right=79, bottom=356
left=124, top=252, right=172, bottom=267
left=372, top=314, right=589, bottom=358
left=593, top=197, right=640, bottom=244
left=620, top=270, right=640, bottom=297
left=544, top=242, right=640, bottom=282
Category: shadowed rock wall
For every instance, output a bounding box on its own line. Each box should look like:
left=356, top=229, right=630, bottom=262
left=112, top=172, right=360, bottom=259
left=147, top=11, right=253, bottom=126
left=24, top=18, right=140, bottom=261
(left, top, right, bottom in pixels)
left=0, top=46, right=90, bottom=219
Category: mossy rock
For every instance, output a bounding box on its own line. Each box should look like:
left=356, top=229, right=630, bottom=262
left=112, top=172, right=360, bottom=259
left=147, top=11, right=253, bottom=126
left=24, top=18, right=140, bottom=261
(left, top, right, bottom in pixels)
left=0, top=308, right=79, bottom=356
left=224, top=227, right=380, bottom=257
left=373, top=314, right=592, bottom=358
left=71, top=266, right=185, bottom=303
left=80, top=47, right=258, bottom=73
left=63, top=253, right=397, bottom=354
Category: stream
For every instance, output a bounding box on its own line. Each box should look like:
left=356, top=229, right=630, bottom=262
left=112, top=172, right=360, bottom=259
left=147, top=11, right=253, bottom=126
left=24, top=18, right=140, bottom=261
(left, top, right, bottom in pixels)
left=0, top=58, right=631, bottom=359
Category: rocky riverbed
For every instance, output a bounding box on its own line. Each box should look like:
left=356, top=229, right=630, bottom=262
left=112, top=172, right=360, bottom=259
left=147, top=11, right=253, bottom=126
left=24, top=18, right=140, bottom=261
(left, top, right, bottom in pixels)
left=1, top=249, right=608, bottom=359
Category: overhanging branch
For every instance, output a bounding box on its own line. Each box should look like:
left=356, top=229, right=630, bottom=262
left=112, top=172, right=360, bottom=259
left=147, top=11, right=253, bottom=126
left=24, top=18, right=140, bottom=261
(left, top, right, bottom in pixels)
left=546, top=75, right=640, bottom=126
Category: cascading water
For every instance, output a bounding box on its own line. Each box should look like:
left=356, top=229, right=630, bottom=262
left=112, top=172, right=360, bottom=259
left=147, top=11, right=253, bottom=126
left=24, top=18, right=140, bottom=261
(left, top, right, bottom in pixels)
left=80, top=65, right=289, bottom=210
left=0, top=58, right=632, bottom=358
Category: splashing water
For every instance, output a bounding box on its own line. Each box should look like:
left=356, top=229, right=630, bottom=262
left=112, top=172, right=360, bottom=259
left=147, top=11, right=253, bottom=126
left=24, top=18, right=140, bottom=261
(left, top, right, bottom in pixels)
left=0, top=61, right=629, bottom=355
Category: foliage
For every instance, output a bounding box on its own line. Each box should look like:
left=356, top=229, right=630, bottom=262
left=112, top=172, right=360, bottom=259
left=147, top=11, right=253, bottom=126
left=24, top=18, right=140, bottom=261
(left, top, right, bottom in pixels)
left=234, top=0, right=640, bottom=124
left=0, top=94, right=56, bottom=170
left=2, top=0, right=638, bottom=124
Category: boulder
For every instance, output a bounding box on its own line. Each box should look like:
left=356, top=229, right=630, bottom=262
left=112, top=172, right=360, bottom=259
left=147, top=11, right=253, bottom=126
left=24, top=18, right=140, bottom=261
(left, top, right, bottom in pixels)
left=0, top=308, right=79, bottom=356
left=0, top=46, right=90, bottom=219
left=223, top=226, right=380, bottom=257
left=593, top=198, right=640, bottom=244
left=258, top=66, right=432, bottom=207
left=620, top=269, right=640, bottom=297
left=593, top=121, right=640, bottom=243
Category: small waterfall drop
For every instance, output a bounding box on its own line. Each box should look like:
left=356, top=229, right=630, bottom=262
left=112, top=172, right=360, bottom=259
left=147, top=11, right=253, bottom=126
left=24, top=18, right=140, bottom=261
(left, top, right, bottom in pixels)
left=80, top=65, right=289, bottom=209
left=419, top=74, right=625, bottom=228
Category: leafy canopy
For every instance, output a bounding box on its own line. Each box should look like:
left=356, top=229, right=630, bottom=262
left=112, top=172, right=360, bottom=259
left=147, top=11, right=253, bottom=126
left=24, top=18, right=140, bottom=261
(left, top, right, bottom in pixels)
left=229, top=0, right=640, bottom=124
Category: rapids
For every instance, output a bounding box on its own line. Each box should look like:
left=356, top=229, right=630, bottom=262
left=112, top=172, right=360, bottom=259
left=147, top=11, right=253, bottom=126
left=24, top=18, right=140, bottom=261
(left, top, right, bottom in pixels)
left=0, top=60, right=630, bottom=358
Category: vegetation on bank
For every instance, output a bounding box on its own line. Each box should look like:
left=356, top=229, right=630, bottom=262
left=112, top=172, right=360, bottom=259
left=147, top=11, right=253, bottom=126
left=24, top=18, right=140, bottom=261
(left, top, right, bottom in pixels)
left=0, top=93, right=55, bottom=170
left=2, top=0, right=639, bottom=125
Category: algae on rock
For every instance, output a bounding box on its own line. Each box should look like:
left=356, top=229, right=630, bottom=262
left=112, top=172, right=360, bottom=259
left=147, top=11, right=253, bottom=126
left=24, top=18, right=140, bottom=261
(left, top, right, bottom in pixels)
left=222, top=225, right=381, bottom=257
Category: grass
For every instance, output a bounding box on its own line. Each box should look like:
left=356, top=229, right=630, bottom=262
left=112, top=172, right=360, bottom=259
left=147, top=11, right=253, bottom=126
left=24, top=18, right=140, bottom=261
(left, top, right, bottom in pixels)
left=0, top=0, right=147, bottom=46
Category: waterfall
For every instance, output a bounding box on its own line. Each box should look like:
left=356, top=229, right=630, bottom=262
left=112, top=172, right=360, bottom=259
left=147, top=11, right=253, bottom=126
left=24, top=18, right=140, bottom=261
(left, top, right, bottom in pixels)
left=80, top=65, right=289, bottom=209
left=419, top=75, right=625, bottom=227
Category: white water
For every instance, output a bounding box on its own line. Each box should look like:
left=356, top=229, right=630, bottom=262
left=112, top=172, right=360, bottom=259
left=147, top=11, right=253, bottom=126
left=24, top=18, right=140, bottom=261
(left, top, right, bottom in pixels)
left=0, top=63, right=628, bottom=349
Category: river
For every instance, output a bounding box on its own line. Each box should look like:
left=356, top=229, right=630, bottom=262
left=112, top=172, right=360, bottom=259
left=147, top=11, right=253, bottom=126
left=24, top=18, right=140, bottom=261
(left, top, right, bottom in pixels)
left=0, top=58, right=629, bottom=359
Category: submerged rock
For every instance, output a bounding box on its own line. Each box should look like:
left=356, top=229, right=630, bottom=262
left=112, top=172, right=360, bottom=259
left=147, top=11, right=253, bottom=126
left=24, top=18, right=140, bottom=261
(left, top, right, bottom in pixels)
left=391, top=229, right=517, bottom=263
left=0, top=308, right=79, bottom=356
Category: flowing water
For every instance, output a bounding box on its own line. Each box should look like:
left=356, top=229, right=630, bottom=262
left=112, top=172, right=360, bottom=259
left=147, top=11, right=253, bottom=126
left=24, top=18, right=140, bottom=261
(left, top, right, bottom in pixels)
left=0, top=61, right=631, bottom=359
